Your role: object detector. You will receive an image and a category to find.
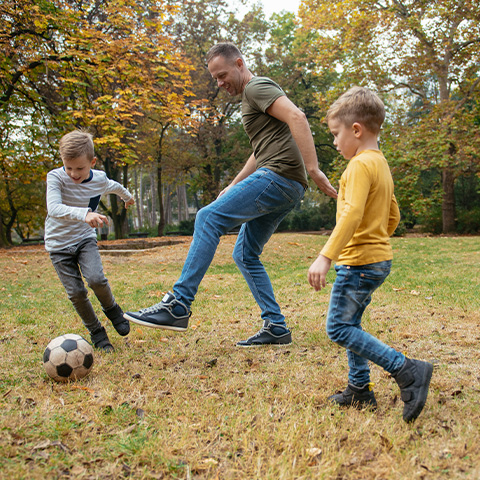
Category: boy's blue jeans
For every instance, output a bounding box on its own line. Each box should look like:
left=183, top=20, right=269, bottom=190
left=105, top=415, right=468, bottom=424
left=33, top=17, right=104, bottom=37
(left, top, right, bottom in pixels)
left=326, top=260, right=405, bottom=386
left=49, top=238, right=115, bottom=333
left=173, top=168, right=305, bottom=326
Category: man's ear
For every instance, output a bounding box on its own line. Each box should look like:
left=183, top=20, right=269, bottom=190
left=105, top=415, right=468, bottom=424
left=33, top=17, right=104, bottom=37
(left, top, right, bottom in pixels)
left=235, top=57, right=244, bottom=69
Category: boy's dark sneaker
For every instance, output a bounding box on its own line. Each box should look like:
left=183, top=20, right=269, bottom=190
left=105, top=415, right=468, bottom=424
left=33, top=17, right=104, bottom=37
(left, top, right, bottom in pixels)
left=328, top=383, right=377, bottom=410
left=103, top=303, right=130, bottom=336
left=393, top=357, right=433, bottom=423
left=236, top=321, right=292, bottom=347
left=90, top=326, right=114, bottom=353
left=123, top=292, right=190, bottom=331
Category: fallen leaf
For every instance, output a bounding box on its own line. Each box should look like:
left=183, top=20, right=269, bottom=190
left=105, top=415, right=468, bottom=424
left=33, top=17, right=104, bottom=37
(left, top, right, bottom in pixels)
left=70, top=385, right=95, bottom=394
left=306, top=447, right=322, bottom=458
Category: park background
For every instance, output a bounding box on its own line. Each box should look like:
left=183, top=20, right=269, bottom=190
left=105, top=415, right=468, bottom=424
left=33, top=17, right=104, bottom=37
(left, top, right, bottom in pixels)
left=1, top=2, right=480, bottom=479
left=1, top=0, right=479, bottom=245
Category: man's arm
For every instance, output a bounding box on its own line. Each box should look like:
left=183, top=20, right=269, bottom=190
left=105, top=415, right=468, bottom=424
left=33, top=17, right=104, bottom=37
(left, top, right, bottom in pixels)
left=266, top=96, right=337, bottom=199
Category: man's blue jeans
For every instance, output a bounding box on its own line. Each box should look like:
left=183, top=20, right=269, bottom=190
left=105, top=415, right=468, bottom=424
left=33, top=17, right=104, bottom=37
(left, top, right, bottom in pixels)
left=49, top=238, right=115, bottom=333
left=173, top=168, right=305, bottom=326
left=326, top=260, right=405, bottom=386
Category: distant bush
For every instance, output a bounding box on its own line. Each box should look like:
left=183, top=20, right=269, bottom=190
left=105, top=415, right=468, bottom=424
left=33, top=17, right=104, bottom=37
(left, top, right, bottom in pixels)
left=456, top=207, right=480, bottom=234
left=278, top=203, right=335, bottom=232
left=164, top=219, right=195, bottom=235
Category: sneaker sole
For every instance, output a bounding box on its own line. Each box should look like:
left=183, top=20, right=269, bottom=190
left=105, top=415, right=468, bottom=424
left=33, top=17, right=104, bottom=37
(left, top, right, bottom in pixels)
left=235, top=340, right=292, bottom=348
left=124, top=313, right=188, bottom=331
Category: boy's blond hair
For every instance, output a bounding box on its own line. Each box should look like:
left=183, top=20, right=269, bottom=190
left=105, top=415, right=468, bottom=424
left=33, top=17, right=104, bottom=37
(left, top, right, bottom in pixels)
left=59, top=130, right=95, bottom=161
left=326, top=86, right=385, bottom=134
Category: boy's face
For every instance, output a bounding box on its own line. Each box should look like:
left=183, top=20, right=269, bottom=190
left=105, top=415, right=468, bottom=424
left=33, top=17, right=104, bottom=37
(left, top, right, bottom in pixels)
left=62, top=155, right=96, bottom=184
left=328, top=118, right=359, bottom=160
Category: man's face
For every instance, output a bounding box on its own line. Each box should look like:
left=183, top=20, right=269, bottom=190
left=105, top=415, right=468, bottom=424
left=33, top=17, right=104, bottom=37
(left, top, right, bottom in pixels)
left=208, top=55, right=244, bottom=96
left=63, top=155, right=96, bottom=183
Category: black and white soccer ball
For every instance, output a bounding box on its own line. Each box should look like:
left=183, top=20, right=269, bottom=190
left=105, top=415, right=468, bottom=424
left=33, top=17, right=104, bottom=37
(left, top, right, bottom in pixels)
left=43, top=334, right=94, bottom=383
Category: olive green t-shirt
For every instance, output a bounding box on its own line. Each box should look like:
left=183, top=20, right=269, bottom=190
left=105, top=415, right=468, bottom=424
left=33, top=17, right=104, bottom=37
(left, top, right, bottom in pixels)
left=242, top=76, right=308, bottom=187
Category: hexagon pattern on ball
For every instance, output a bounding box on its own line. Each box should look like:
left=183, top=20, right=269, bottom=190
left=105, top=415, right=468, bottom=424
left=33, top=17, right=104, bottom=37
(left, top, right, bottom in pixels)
left=43, top=334, right=94, bottom=383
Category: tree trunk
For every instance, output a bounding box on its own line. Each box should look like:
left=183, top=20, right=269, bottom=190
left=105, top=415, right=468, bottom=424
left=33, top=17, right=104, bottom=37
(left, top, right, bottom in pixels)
left=150, top=169, right=157, bottom=226
left=156, top=125, right=168, bottom=237
left=165, top=184, right=172, bottom=225
left=134, top=167, right=142, bottom=229
left=0, top=211, right=8, bottom=247
left=441, top=167, right=456, bottom=233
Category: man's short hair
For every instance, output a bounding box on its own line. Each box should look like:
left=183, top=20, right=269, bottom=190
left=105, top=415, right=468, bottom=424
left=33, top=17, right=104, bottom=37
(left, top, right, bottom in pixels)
left=326, top=86, right=385, bottom=134
left=59, top=130, right=95, bottom=161
left=206, top=42, right=244, bottom=65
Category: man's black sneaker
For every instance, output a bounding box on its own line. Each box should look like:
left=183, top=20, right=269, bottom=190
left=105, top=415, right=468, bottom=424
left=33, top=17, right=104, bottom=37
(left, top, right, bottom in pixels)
left=236, top=321, right=292, bottom=347
left=328, top=383, right=377, bottom=410
left=393, top=357, right=433, bottom=423
left=103, top=303, right=130, bottom=336
left=123, top=292, right=190, bottom=331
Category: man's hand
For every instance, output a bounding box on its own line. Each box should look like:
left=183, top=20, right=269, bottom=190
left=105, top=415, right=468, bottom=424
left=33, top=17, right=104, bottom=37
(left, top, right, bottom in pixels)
left=124, top=198, right=135, bottom=208
left=85, top=211, right=109, bottom=228
left=308, top=254, right=332, bottom=291
left=217, top=185, right=232, bottom=198
left=313, top=170, right=338, bottom=199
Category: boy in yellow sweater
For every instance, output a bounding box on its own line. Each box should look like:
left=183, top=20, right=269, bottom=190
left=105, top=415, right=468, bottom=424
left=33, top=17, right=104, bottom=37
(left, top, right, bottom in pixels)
left=308, top=87, right=433, bottom=422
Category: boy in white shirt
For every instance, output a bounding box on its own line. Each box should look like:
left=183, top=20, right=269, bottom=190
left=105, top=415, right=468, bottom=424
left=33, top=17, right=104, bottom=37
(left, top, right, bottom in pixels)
left=45, top=130, right=134, bottom=352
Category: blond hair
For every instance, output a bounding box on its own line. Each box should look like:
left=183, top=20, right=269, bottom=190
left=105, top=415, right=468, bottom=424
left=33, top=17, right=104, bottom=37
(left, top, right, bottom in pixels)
left=326, top=86, right=385, bottom=134
left=59, top=130, right=95, bottom=161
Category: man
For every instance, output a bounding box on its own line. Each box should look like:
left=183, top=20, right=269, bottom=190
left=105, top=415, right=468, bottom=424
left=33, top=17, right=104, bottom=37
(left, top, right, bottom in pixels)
left=124, top=42, right=337, bottom=346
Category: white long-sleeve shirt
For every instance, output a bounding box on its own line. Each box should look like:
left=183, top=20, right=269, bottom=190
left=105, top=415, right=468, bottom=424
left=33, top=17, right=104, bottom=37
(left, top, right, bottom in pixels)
left=45, top=167, right=133, bottom=252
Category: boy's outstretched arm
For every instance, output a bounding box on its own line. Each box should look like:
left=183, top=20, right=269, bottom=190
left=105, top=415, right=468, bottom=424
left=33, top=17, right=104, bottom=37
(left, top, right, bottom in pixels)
left=308, top=254, right=332, bottom=292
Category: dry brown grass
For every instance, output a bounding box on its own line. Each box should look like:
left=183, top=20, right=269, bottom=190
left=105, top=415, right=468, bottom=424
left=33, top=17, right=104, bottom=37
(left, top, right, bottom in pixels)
left=1, top=233, right=479, bottom=479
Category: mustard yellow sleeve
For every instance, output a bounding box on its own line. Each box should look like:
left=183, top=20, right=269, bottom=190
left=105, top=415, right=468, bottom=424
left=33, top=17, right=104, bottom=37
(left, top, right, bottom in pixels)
left=320, top=160, right=371, bottom=261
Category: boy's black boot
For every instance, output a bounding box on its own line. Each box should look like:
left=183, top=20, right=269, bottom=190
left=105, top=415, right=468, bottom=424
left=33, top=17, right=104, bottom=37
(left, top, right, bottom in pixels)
left=393, top=358, right=433, bottom=423
left=328, top=383, right=377, bottom=410
left=90, top=326, right=115, bottom=353
left=103, top=303, right=130, bottom=336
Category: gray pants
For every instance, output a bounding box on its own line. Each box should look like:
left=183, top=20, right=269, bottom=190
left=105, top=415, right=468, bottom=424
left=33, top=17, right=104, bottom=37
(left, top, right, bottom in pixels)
left=49, top=238, right=115, bottom=333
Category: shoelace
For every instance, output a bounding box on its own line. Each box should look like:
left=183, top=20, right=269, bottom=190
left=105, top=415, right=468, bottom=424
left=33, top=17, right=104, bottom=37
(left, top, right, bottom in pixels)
left=249, top=326, right=270, bottom=339
left=139, top=302, right=171, bottom=314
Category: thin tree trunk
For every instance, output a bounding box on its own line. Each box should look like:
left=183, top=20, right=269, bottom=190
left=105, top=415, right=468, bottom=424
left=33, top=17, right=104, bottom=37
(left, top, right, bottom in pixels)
left=442, top=166, right=456, bottom=233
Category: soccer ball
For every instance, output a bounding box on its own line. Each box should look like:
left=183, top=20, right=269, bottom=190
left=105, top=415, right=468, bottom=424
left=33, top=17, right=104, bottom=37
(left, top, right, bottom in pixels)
left=43, top=334, right=94, bottom=383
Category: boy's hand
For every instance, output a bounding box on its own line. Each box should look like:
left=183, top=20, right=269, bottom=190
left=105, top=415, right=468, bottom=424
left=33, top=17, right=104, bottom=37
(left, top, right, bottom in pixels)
left=308, top=254, right=332, bottom=291
left=124, top=198, right=135, bottom=208
left=85, top=211, right=109, bottom=228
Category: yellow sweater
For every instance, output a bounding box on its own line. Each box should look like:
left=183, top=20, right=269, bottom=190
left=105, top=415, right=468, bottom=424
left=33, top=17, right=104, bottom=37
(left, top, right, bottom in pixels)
left=321, top=149, right=400, bottom=265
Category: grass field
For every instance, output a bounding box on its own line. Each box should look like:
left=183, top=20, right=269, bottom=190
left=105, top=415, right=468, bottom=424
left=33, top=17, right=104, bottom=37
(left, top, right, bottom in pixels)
left=1, top=233, right=479, bottom=479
